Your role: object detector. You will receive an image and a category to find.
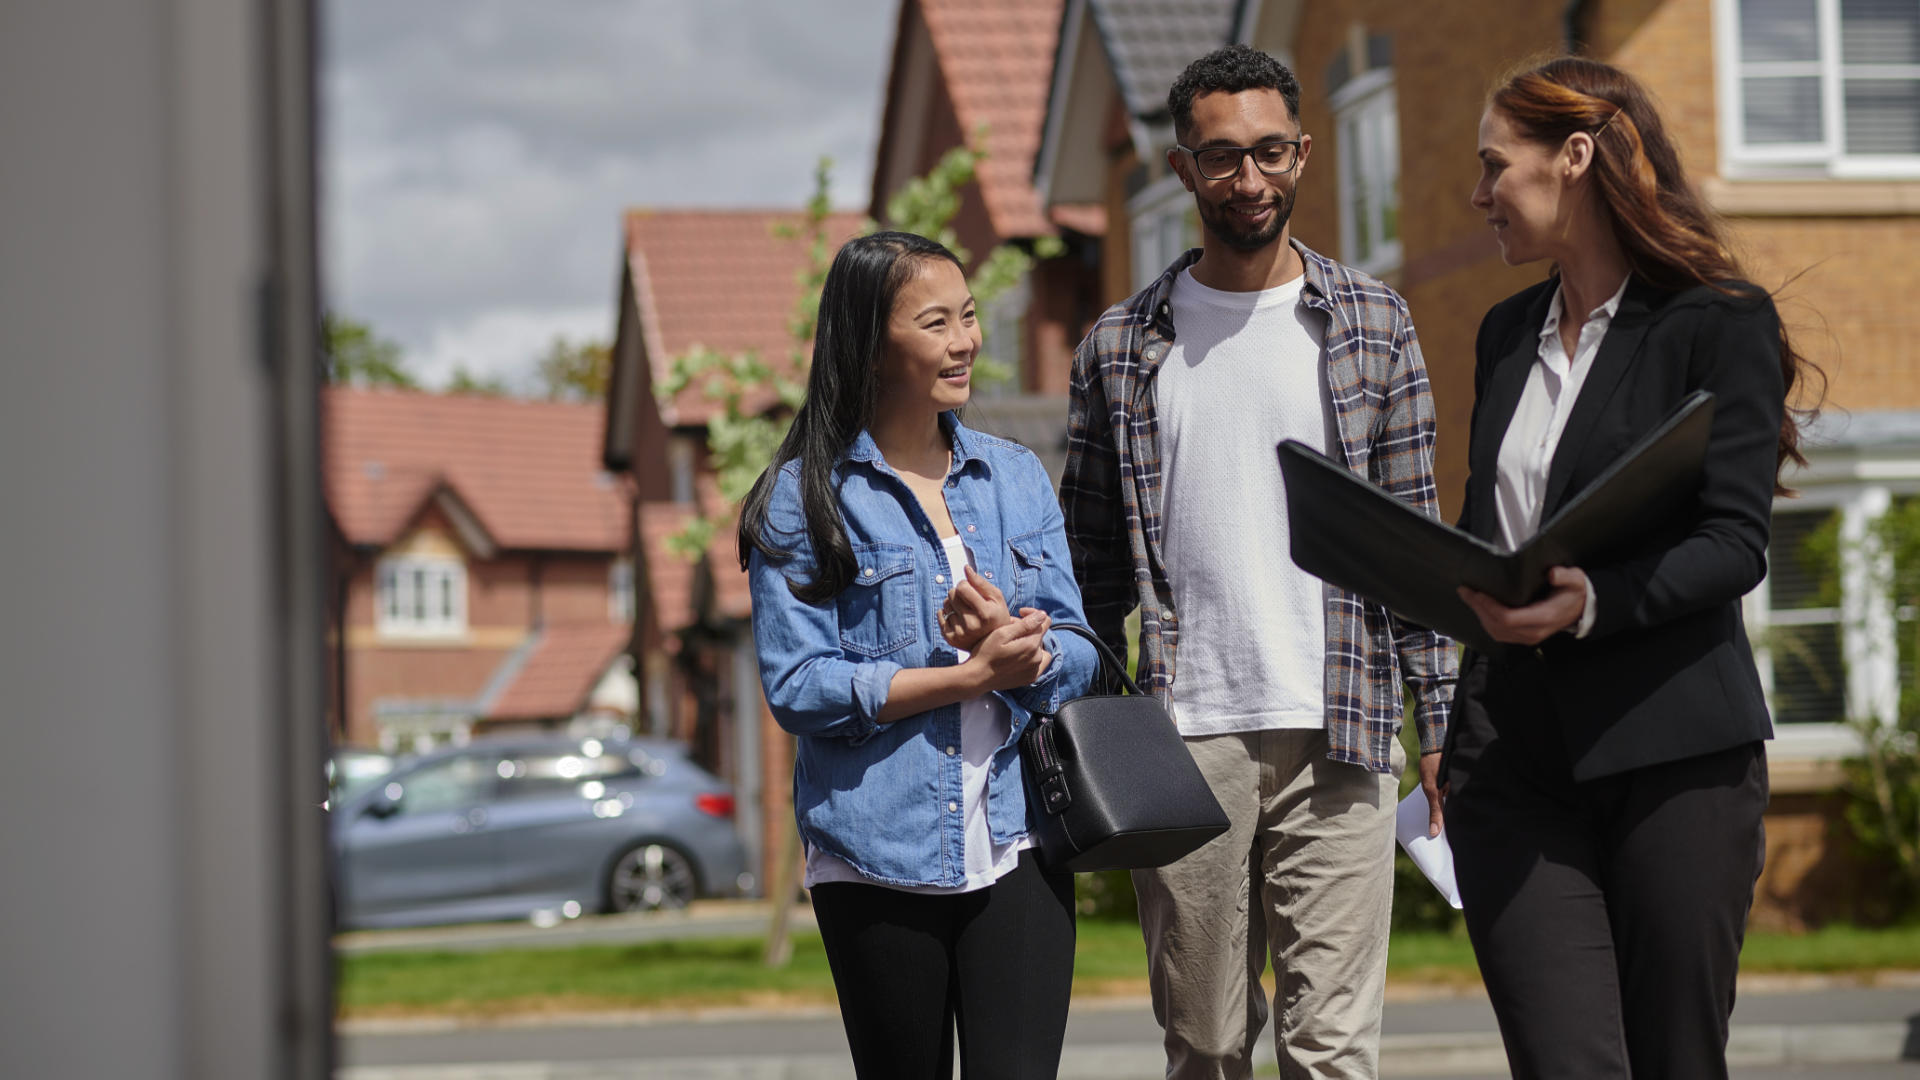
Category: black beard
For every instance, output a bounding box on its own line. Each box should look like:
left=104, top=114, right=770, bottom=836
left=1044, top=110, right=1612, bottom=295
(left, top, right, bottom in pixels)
left=1198, top=186, right=1295, bottom=253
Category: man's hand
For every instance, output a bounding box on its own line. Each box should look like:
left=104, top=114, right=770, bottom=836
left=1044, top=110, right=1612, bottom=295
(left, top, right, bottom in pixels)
left=965, top=608, right=1052, bottom=692
left=1458, top=566, right=1588, bottom=646
left=1418, top=750, right=1445, bottom=838
left=940, top=564, right=1010, bottom=652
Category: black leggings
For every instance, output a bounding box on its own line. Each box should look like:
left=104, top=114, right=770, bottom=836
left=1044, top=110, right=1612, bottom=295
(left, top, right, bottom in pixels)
left=809, top=848, right=1077, bottom=1080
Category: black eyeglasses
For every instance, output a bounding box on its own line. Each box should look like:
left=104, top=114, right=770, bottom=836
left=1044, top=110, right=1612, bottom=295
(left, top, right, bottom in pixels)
left=1178, top=140, right=1303, bottom=180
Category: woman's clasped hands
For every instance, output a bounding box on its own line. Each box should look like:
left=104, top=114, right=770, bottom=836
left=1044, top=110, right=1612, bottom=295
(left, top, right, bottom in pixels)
left=940, top=564, right=1052, bottom=690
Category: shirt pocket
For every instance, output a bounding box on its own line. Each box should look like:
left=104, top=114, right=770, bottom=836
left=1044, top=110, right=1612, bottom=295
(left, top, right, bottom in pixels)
left=1006, top=529, right=1048, bottom=614
left=838, top=542, right=919, bottom=658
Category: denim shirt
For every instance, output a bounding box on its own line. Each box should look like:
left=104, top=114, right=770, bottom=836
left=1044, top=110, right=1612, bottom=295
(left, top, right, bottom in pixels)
left=747, top=414, right=1099, bottom=887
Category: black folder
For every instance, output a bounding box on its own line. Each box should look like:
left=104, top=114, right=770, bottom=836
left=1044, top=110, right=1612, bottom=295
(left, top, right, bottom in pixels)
left=1276, top=391, right=1715, bottom=653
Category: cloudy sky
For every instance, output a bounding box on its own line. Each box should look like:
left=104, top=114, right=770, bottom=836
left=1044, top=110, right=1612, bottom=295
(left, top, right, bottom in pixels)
left=321, top=0, right=894, bottom=388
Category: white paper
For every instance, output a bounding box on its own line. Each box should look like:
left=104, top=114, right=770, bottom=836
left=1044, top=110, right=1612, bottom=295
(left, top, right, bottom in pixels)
left=1395, top=788, right=1463, bottom=909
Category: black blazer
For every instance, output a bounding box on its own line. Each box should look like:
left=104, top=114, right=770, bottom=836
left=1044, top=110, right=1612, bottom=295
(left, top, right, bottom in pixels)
left=1452, top=276, right=1783, bottom=781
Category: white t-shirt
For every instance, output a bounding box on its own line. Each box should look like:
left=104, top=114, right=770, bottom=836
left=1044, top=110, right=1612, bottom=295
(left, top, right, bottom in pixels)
left=804, top=532, right=1028, bottom=893
left=1155, top=267, right=1333, bottom=736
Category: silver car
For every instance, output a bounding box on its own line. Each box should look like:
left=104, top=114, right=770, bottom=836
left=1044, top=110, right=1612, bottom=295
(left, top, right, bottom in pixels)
left=331, top=734, right=750, bottom=929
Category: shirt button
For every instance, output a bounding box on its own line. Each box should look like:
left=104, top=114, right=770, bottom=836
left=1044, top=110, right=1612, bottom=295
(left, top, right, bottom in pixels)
left=946, top=745, right=957, bottom=756
left=983, top=571, right=993, bottom=580
left=966, top=524, right=976, bottom=533
left=948, top=801, right=959, bottom=812
left=863, top=568, right=874, bottom=577
left=935, top=574, right=946, bottom=584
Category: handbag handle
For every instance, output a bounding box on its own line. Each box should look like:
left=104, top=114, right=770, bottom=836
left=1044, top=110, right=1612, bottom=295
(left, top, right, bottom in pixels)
left=1046, top=623, right=1145, bottom=698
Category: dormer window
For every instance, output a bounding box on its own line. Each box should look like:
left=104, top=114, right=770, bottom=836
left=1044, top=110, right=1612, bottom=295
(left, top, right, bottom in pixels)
left=376, top=554, right=467, bottom=638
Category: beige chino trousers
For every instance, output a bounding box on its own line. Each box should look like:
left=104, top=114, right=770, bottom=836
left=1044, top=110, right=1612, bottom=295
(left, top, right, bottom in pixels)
left=1131, top=728, right=1402, bottom=1080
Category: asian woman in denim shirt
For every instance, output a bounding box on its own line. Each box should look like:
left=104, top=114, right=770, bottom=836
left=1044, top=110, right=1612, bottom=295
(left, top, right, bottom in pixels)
left=739, top=231, right=1099, bottom=1079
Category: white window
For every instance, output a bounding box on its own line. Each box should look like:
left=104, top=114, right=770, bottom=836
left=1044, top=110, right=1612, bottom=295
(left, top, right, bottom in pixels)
left=1717, top=0, right=1920, bottom=176
left=1748, top=485, right=1904, bottom=753
left=1755, top=503, right=1847, bottom=723
left=375, top=555, right=467, bottom=638
left=1129, top=173, right=1200, bottom=293
left=609, top=558, right=635, bottom=622
left=1331, top=68, right=1402, bottom=275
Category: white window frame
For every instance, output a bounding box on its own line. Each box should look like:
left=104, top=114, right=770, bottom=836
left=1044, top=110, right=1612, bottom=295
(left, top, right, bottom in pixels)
left=1329, top=67, right=1403, bottom=276
left=1129, top=172, right=1199, bottom=293
left=1748, top=482, right=1907, bottom=760
left=609, top=557, right=635, bottom=622
left=375, top=554, right=467, bottom=639
left=1715, top=0, right=1920, bottom=178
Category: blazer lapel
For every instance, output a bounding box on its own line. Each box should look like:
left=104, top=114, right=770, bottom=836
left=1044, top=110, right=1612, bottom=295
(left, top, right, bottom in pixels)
left=1541, top=279, right=1657, bottom=514
left=1467, top=288, right=1553, bottom=541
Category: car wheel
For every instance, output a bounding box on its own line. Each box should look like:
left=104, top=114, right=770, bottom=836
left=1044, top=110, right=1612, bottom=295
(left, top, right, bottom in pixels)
left=606, top=842, right=699, bottom=912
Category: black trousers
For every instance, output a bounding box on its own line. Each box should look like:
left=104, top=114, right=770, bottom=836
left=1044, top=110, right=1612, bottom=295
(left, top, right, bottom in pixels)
left=810, top=848, right=1077, bottom=1080
left=1445, top=653, right=1769, bottom=1080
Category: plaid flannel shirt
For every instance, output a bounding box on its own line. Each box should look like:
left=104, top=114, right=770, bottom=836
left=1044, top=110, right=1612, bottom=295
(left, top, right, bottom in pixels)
left=1061, top=241, right=1454, bottom=773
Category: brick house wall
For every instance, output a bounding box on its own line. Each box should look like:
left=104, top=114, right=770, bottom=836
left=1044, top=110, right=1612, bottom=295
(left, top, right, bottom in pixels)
left=333, top=508, right=627, bottom=749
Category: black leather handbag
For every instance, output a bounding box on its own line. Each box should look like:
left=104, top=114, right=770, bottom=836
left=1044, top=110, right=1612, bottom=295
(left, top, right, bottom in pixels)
left=1019, top=624, right=1229, bottom=872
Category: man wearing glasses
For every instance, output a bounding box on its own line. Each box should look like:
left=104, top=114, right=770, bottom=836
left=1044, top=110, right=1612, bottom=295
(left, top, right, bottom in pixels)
left=1062, top=45, right=1455, bottom=1080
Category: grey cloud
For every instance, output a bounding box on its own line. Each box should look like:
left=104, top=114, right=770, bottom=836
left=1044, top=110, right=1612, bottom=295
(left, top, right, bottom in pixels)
left=322, top=0, right=893, bottom=377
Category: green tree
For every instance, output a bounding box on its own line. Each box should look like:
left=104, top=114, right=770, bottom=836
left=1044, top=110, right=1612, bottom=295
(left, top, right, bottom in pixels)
left=323, top=312, right=417, bottom=388
left=444, top=364, right=509, bottom=396
left=537, top=336, right=613, bottom=402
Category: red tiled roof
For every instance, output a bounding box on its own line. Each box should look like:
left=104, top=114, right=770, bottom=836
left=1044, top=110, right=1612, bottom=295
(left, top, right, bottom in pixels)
left=485, top=621, right=632, bottom=721
left=915, top=0, right=1098, bottom=239
left=324, top=386, right=628, bottom=552
left=625, top=209, right=868, bottom=427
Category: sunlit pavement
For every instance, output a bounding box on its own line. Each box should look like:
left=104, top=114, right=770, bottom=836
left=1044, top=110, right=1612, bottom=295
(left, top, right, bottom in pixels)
left=337, top=975, right=1920, bottom=1079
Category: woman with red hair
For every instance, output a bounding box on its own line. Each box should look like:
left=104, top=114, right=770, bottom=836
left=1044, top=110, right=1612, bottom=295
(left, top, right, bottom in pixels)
left=1443, top=56, right=1818, bottom=1079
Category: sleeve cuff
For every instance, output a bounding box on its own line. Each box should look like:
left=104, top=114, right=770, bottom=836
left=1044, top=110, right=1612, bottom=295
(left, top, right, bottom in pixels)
left=1413, top=698, right=1451, bottom=754
left=847, top=660, right=902, bottom=743
left=1573, top=575, right=1599, bottom=639
left=1008, top=629, right=1067, bottom=714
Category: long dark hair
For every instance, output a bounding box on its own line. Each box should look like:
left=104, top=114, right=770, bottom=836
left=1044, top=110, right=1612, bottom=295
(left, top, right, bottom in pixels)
left=736, top=230, right=963, bottom=602
left=1490, top=56, right=1822, bottom=490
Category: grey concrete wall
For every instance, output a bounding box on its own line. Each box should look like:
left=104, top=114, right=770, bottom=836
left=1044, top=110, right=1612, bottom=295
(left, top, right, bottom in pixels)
left=0, top=1, right=331, bottom=1076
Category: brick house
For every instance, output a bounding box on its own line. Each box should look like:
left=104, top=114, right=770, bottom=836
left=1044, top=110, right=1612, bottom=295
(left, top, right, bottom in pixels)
left=323, top=386, right=642, bottom=754
left=871, top=0, right=1110, bottom=476
left=1035, top=0, right=1920, bottom=925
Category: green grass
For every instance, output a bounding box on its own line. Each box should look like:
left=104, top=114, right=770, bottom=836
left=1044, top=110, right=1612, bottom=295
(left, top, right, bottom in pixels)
left=1739, top=921, right=1920, bottom=972
left=335, top=921, right=1920, bottom=1019
left=337, top=935, right=841, bottom=1018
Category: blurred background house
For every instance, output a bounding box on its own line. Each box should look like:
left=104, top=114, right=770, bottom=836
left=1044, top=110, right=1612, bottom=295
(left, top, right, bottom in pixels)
left=323, top=387, right=641, bottom=753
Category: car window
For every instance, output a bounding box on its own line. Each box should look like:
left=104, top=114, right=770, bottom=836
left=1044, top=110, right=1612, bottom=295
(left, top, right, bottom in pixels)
left=390, top=754, right=496, bottom=815
left=492, top=750, right=642, bottom=803
left=330, top=754, right=395, bottom=802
